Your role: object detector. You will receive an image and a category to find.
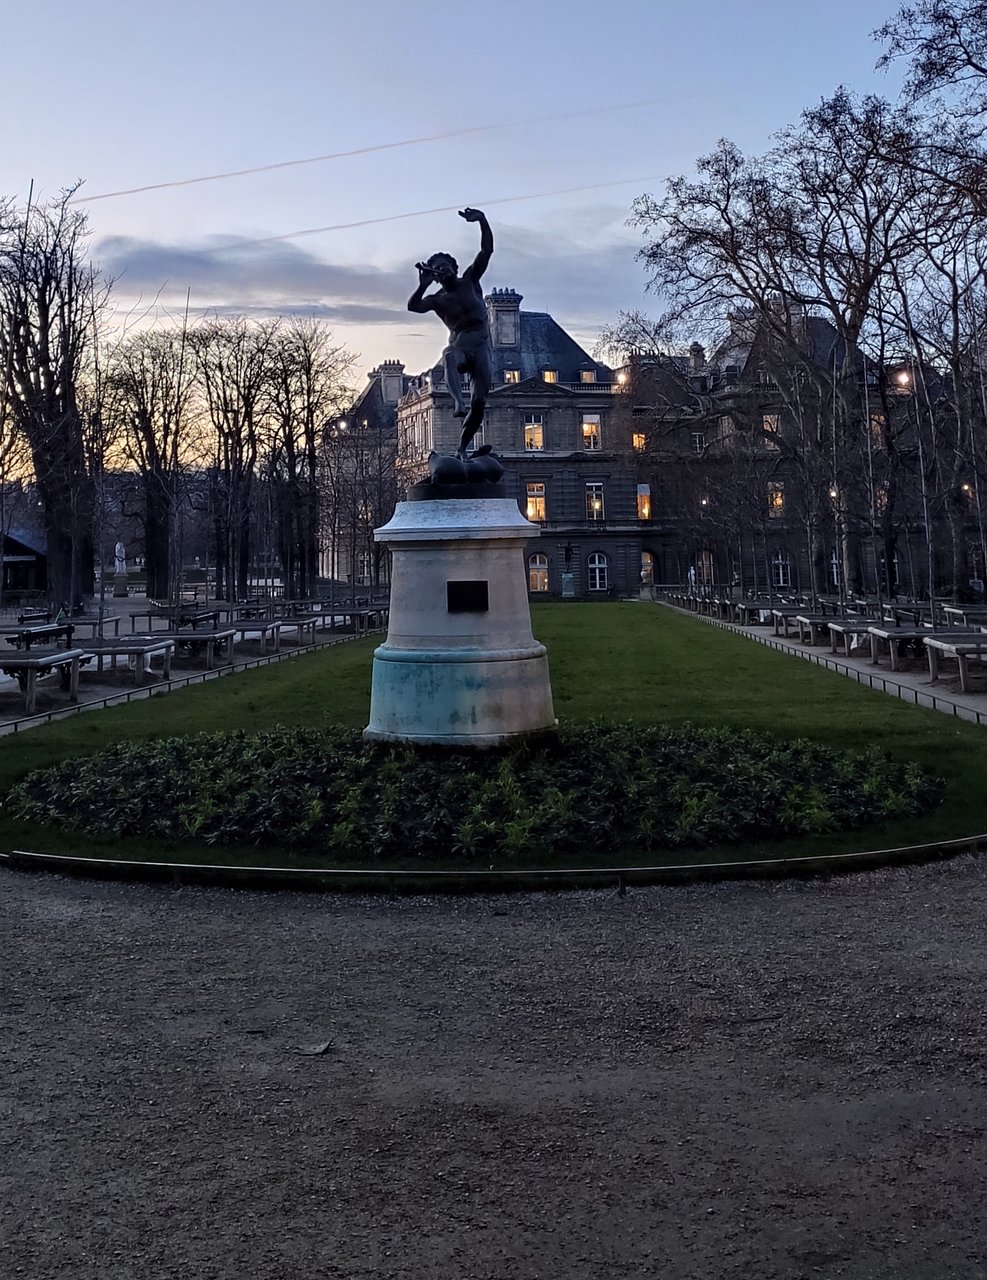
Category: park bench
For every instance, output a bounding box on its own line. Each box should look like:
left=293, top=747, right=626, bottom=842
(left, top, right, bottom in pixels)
left=0, top=647, right=87, bottom=713
left=925, top=635, right=987, bottom=693
left=17, top=609, right=51, bottom=625
left=3, top=621, right=75, bottom=650
left=79, top=636, right=176, bottom=684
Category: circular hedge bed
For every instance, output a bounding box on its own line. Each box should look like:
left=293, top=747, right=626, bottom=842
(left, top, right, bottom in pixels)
left=5, top=724, right=941, bottom=863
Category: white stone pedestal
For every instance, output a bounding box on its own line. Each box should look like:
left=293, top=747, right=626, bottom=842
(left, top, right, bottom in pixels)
left=365, top=497, right=556, bottom=747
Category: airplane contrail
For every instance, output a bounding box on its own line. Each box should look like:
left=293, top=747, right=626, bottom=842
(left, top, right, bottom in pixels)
left=197, top=177, right=662, bottom=251
left=74, top=99, right=670, bottom=203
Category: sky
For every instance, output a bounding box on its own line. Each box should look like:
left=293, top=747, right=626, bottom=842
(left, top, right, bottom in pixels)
left=2, top=0, right=908, bottom=381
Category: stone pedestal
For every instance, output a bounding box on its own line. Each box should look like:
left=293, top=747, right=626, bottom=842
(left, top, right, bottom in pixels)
left=365, top=498, right=556, bottom=747
left=561, top=572, right=576, bottom=599
left=112, top=572, right=129, bottom=598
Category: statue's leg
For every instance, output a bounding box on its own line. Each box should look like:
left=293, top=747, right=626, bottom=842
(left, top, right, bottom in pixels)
left=457, top=396, right=487, bottom=458
left=457, top=342, right=494, bottom=458
left=442, top=345, right=467, bottom=417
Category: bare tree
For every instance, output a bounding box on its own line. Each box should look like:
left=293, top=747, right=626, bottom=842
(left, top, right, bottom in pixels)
left=105, top=326, right=197, bottom=601
left=264, top=320, right=353, bottom=598
left=0, top=187, right=109, bottom=607
left=189, top=316, right=275, bottom=600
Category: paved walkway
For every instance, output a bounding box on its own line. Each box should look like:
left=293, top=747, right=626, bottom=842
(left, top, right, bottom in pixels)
left=4, top=857, right=987, bottom=1279
left=672, top=605, right=987, bottom=727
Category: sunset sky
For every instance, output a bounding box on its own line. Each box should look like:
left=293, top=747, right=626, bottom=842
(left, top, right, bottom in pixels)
left=3, top=0, right=905, bottom=378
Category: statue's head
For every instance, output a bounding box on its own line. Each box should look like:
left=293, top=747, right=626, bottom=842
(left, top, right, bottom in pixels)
left=427, top=252, right=458, bottom=282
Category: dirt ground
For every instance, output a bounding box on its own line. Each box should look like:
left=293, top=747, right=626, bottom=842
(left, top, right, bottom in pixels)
left=2, top=858, right=986, bottom=1279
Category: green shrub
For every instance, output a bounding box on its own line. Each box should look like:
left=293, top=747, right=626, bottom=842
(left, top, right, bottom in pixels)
left=5, top=722, right=942, bottom=864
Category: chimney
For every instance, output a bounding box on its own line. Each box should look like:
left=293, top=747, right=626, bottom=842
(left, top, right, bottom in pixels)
left=485, top=287, right=523, bottom=347
left=689, top=342, right=705, bottom=371
left=375, top=359, right=405, bottom=406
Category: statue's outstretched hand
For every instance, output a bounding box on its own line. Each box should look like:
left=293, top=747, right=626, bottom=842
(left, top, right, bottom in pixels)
left=459, top=207, right=483, bottom=222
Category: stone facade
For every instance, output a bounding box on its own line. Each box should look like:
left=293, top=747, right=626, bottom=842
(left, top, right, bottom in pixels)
left=396, top=290, right=659, bottom=598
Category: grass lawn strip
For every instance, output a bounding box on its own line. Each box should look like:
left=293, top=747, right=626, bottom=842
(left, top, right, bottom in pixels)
left=0, top=602, right=982, bottom=869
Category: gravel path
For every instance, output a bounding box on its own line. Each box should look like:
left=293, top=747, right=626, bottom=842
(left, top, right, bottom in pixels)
left=3, top=860, right=987, bottom=1279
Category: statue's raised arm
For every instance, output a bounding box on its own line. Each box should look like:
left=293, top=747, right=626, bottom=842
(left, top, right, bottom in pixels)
left=409, top=209, right=497, bottom=469
left=460, top=207, right=492, bottom=282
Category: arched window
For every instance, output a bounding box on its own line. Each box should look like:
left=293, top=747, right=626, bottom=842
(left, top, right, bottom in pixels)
left=587, top=552, right=609, bottom=592
left=529, top=553, right=549, bottom=593
left=640, top=551, right=654, bottom=584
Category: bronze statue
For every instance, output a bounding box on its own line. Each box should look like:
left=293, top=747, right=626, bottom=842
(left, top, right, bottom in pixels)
left=408, top=208, right=493, bottom=460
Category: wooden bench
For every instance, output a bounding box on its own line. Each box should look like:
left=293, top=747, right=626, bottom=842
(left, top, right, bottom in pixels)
left=79, top=637, right=176, bottom=684
left=276, top=615, right=319, bottom=646
left=17, top=609, right=51, bottom=625
left=0, top=648, right=87, bottom=713
left=229, top=620, right=282, bottom=655
left=925, top=636, right=987, bottom=693
left=4, top=622, right=75, bottom=650
left=133, top=629, right=236, bottom=671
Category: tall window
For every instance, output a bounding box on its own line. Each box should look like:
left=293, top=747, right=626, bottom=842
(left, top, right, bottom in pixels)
left=529, top=553, right=549, bottom=592
left=581, top=414, right=602, bottom=451
left=523, top=414, right=544, bottom=451
left=636, top=483, right=652, bottom=520
left=641, top=550, right=654, bottom=584
left=585, top=482, right=605, bottom=521
left=587, top=552, right=609, bottom=592
left=526, top=482, right=546, bottom=522
left=762, top=414, right=780, bottom=448
left=830, top=549, right=843, bottom=588
left=691, top=431, right=706, bottom=455
left=767, top=482, right=785, bottom=517
left=580, top=369, right=597, bottom=384
left=504, top=369, right=521, bottom=385
left=771, top=551, right=791, bottom=588
left=542, top=369, right=558, bottom=383
left=632, top=431, right=647, bottom=451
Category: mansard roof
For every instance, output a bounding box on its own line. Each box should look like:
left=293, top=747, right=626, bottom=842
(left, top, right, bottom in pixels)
left=496, top=312, right=612, bottom=384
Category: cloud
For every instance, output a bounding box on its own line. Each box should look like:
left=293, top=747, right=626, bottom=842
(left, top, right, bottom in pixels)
left=94, top=204, right=651, bottom=348
left=95, top=234, right=411, bottom=312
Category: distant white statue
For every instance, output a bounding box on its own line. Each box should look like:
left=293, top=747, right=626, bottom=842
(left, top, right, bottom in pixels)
left=114, top=542, right=126, bottom=575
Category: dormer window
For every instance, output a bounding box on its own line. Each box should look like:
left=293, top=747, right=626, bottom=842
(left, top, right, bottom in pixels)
left=542, top=370, right=558, bottom=384
left=580, top=369, right=596, bottom=384
left=504, top=369, right=520, bottom=385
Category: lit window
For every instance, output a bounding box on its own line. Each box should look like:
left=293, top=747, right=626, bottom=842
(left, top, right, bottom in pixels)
left=587, top=552, right=609, bottom=592
left=690, top=431, right=706, bottom=455
left=585, top=482, right=605, bottom=521
left=581, top=414, right=602, bottom=451
left=504, top=369, right=521, bottom=385
left=523, top=414, right=544, bottom=451
left=870, top=413, right=886, bottom=443
left=580, top=369, right=597, bottom=384
left=771, top=551, right=791, bottom=588
left=636, top=484, right=652, bottom=520
left=767, top=482, right=785, bottom=517
left=641, top=551, right=654, bottom=584
left=632, top=432, right=646, bottom=451
left=526, top=482, right=546, bottom=522
left=542, top=369, right=558, bottom=384
left=762, top=414, right=780, bottom=448
left=529, top=553, right=549, bottom=592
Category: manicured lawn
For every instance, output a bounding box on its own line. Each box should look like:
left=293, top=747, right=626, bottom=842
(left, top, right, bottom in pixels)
left=2, top=603, right=984, bottom=866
